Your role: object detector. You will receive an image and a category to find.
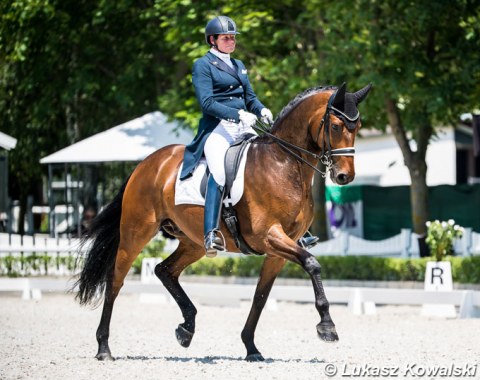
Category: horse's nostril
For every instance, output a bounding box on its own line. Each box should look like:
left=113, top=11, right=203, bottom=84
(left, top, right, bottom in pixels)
left=336, top=173, right=348, bottom=184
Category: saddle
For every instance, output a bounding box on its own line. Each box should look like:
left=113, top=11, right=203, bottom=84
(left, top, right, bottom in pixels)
left=200, top=133, right=262, bottom=256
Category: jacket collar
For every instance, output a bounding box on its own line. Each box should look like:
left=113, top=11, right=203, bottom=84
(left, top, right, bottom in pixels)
left=207, top=52, right=244, bottom=85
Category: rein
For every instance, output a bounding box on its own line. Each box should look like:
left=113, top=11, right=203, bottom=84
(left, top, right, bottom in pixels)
left=253, top=94, right=356, bottom=178
left=253, top=121, right=330, bottom=177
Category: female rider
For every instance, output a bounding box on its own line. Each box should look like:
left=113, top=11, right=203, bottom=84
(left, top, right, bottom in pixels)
left=180, top=16, right=318, bottom=257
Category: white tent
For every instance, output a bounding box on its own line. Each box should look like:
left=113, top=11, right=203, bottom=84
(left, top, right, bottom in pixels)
left=40, top=111, right=193, bottom=164
left=39, top=112, right=194, bottom=237
left=0, top=131, right=17, bottom=151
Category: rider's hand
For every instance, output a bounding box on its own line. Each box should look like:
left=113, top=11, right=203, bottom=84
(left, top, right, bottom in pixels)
left=238, top=109, right=258, bottom=128
left=261, top=108, right=274, bottom=124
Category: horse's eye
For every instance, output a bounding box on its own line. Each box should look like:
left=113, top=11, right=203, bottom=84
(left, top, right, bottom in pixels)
left=332, top=124, right=340, bottom=131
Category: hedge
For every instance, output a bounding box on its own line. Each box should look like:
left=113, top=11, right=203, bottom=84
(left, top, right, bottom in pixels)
left=0, top=254, right=76, bottom=277
left=2, top=250, right=479, bottom=284
left=131, top=252, right=480, bottom=284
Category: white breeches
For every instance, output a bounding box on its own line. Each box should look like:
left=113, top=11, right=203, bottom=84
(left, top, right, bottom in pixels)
left=204, top=120, right=257, bottom=186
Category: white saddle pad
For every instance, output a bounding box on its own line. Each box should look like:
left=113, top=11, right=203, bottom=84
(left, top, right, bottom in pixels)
left=175, top=143, right=251, bottom=206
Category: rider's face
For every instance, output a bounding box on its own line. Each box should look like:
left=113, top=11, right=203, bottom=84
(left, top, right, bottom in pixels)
left=215, top=34, right=236, bottom=53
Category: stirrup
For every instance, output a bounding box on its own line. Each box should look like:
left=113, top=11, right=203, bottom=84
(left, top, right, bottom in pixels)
left=204, top=229, right=225, bottom=258
left=298, top=235, right=319, bottom=250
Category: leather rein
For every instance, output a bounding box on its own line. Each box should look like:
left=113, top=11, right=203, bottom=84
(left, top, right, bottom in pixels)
left=252, top=94, right=356, bottom=178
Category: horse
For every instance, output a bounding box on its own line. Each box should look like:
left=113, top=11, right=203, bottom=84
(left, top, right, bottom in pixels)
left=75, top=82, right=371, bottom=362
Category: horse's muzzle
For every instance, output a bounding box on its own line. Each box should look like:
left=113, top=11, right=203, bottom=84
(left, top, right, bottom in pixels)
left=329, top=147, right=355, bottom=185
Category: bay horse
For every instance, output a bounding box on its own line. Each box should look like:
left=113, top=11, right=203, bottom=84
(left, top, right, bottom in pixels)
left=75, top=82, right=371, bottom=361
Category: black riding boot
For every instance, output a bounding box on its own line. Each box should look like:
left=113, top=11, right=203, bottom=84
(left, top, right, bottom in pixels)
left=298, top=231, right=319, bottom=250
left=204, top=175, right=225, bottom=257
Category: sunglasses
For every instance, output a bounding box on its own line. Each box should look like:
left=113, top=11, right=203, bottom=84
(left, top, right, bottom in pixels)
left=218, top=36, right=236, bottom=42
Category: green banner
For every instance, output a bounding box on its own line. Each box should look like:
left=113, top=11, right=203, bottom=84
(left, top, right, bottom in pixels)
left=326, top=185, right=363, bottom=205
left=324, top=184, right=480, bottom=240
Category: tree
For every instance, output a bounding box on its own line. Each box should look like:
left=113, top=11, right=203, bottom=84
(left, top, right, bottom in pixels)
left=0, top=0, right=174, bottom=231
left=155, top=0, right=480, bottom=242
left=313, top=0, right=480, bottom=243
left=153, top=1, right=334, bottom=237
left=4, top=0, right=479, bottom=241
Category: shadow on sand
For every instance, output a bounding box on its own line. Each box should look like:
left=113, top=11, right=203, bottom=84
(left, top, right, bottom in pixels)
left=113, top=355, right=326, bottom=364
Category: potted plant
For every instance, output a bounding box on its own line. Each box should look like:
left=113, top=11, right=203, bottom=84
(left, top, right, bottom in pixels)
left=425, top=219, right=464, bottom=262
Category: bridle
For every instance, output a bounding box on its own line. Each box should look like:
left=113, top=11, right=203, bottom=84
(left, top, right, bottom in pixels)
left=253, top=92, right=357, bottom=178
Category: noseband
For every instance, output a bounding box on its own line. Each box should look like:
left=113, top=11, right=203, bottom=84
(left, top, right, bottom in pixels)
left=253, top=92, right=357, bottom=178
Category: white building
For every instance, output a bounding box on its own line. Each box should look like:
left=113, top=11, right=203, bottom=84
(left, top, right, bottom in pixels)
left=345, top=123, right=478, bottom=187
left=324, top=121, right=480, bottom=239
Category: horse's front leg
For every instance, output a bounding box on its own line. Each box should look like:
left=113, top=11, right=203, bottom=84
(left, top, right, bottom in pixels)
left=241, top=256, right=286, bottom=362
left=155, top=239, right=204, bottom=347
left=266, top=224, right=339, bottom=343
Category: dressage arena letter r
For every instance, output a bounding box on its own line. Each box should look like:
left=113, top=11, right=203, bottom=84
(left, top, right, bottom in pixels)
left=431, top=267, right=444, bottom=285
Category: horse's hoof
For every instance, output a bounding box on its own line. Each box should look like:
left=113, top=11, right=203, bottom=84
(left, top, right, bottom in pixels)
left=175, top=325, right=194, bottom=347
left=316, top=323, right=339, bottom=342
left=245, top=353, right=265, bottom=362
left=95, top=352, right=115, bottom=361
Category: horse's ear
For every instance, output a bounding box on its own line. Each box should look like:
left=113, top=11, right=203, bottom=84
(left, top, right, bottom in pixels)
left=331, top=82, right=347, bottom=110
left=353, top=84, right=372, bottom=104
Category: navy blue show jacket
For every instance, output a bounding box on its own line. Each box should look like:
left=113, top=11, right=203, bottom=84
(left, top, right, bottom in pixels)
left=180, top=51, right=265, bottom=180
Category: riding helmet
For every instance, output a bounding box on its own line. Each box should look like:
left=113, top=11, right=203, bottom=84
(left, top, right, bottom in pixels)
left=205, top=16, right=240, bottom=45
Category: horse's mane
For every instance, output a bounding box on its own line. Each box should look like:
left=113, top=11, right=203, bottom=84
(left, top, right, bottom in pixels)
left=273, top=85, right=337, bottom=127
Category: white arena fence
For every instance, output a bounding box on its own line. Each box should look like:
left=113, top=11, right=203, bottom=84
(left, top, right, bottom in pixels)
left=0, top=228, right=479, bottom=276
left=0, top=233, right=91, bottom=276
left=1, top=230, right=480, bottom=318
left=309, top=228, right=480, bottom=258
left=0, top=277, right=479, bottom=319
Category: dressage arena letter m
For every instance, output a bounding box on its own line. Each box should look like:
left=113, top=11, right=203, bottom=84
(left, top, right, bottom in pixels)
left=141, top=258, right=163, bottom=284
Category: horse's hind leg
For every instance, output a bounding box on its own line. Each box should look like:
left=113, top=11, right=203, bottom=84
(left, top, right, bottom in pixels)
left=95, top=279, right=116, bottom=360
left=155, top=238, right=204, bottom=348
left=96, top=222, right=158, bottom=361
left=241, top=256, right=286, bottom=361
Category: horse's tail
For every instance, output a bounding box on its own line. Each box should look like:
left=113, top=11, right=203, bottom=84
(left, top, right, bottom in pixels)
left=74, top=176, right=130, bottom=306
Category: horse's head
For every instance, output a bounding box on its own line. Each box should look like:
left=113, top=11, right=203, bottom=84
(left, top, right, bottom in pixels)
left=312, top=83, right=372, bottom=185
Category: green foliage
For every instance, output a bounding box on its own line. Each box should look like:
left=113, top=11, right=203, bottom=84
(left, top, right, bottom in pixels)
left=312, top=0, right=480, bottom=234
left=426, top=219, right=464, bottom=261
left=176, top=256, right=480, bottom=284
left=452, top=256, right=480, bottom=284
left=0, top=253, right=76, bottom=276
left=3, top=247, right=480, bottom=284
left=0, top=0, right=179, bottom=208
left=130, top=236, right=167, bottom=273
left=2, top=0, right=480, bottom=236
left=127, top=253, right=478, bottom=284
left=139, top=237, right=166, bottom=257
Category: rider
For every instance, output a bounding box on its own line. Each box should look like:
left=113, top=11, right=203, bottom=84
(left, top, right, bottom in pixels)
left=180, top=15, right=319, bottom=257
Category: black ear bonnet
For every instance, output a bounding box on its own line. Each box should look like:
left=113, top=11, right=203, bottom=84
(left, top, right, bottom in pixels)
left=329, top=83, right=372, bottom=129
